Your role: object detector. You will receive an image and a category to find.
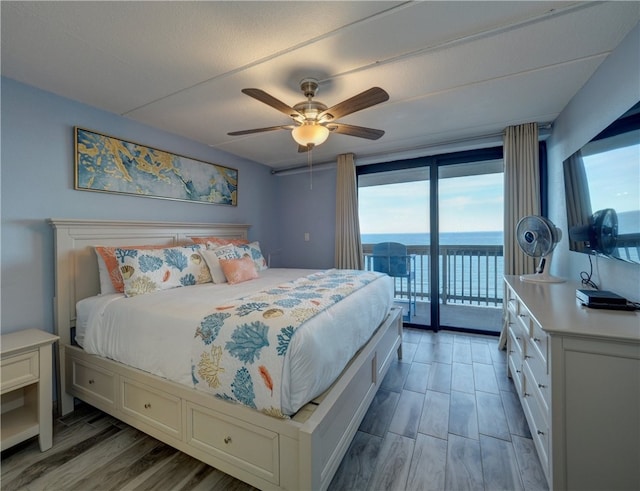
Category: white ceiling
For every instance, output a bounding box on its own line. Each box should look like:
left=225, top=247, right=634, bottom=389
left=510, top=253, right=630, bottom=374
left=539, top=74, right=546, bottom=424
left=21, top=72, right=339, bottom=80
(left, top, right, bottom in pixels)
left=2, top=1, right=639, bottom=170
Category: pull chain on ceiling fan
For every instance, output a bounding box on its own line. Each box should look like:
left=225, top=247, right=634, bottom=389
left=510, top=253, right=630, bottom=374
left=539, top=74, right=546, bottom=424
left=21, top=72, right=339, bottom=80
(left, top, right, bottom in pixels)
left=228, top=78, right=389, bottom=152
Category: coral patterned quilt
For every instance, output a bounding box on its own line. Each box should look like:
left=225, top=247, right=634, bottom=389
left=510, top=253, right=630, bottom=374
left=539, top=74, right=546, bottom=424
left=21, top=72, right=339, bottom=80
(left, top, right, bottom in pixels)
left=191, top=269, right=383, bottom=417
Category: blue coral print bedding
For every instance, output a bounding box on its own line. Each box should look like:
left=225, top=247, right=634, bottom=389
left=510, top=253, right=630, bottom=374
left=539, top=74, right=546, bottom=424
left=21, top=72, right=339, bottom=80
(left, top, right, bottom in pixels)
left=191, top=269, right=383, bottom=418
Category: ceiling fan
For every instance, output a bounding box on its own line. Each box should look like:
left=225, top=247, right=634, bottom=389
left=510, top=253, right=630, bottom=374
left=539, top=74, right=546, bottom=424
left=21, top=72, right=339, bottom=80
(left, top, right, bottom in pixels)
left=228, top=78, right=389, bottom=152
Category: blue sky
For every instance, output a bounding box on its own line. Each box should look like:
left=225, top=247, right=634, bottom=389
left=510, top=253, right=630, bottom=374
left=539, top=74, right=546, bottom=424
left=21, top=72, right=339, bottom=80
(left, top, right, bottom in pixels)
left=359, top=140, right=639, bottom=236
left=583, top=142, right=640, bottom=234
left=358, top=173, right=504, bottom=234
left=583, top=144, right=640, bottom=214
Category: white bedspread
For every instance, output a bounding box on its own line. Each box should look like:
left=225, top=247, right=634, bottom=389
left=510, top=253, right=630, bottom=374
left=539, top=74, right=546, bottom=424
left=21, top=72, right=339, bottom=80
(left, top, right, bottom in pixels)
left=77, top=268, right=393, bottom=415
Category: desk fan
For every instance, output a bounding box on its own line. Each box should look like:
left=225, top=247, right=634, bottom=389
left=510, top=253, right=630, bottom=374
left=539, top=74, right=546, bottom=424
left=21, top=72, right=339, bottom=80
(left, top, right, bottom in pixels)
left=569, top=208, right=618, bottom=255
left=516, top=215, right=565, bottom=283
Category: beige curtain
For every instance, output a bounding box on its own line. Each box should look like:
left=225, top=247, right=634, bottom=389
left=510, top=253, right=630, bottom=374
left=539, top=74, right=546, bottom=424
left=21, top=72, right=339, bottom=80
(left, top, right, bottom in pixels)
left=564, top=150, right=592, bottom=250
left=499, top=123, right=540, bottom=349
left=335, top=153, right=364, bottom=269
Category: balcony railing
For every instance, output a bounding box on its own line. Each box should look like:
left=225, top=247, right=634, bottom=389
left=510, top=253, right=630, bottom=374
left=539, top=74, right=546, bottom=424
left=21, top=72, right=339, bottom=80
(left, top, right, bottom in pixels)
left=615, top=234, right=640, bottom=263
left=363, top=243, right=504, bottom=307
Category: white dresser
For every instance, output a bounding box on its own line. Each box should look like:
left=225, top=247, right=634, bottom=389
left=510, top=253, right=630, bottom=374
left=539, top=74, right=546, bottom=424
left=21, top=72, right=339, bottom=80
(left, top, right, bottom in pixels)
left=505, top=276, right=640, bottom=491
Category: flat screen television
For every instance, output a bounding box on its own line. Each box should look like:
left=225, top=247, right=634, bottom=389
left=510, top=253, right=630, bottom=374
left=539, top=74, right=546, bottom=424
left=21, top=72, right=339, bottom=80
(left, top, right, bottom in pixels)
left=563, top=101, right=640, bottom=264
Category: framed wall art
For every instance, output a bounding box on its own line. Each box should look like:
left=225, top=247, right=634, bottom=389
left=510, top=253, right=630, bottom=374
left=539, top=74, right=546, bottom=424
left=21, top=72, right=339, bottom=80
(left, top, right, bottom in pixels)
left=74, top=127, right=237, bottom=206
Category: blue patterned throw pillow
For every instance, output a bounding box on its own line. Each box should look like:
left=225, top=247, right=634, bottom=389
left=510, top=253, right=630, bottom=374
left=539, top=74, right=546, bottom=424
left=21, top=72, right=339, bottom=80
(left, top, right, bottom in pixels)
left=117, top=245, right=211, bottom=297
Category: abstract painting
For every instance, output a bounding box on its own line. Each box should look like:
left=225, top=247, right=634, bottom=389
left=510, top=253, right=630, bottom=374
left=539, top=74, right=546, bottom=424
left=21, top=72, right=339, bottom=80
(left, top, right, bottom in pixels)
left=75, top=127, right=237, bottom=205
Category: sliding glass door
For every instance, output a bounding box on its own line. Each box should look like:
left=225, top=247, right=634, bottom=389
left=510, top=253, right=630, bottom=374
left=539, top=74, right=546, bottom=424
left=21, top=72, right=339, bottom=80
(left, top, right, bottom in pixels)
left=359, top=167, right=431, bottom=325
left=437, top=161, right=504, bottom=332
left=358, top=149, right=504, bottom=334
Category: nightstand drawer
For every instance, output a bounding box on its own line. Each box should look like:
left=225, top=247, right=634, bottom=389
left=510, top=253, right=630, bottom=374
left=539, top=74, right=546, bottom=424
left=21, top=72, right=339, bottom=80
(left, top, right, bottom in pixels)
left=1, top=351, right=39, bottom=393
left=121, top=378, right=181, bottom=439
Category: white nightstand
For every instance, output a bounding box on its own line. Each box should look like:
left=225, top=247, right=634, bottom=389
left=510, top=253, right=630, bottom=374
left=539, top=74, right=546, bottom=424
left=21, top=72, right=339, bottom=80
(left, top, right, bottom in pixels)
left=1, top=329, right=59, bottom=452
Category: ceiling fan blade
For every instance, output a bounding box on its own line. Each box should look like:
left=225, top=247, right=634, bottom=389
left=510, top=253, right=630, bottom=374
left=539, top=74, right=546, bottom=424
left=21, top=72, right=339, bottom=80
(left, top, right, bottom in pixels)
left=319, top=87, right=389, bottom=121
left=241, top=88, right=303, bottom=119
left=228, top=125, right=293, bottom=136
left=328, top=123, right=385, bottom=140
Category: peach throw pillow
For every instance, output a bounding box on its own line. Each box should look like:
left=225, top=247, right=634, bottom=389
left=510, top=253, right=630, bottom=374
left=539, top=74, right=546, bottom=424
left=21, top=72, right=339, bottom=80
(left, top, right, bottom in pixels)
left=219, top=256, right=258, bottom=284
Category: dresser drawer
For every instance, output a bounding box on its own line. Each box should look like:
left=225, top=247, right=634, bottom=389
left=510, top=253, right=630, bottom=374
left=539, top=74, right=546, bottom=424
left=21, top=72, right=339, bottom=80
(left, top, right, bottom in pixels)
left=121, top=378, right=181, bottom=439
left=509, top=322, right=526, bottom=355
left=507, top=296, right=518, bottom=316
left=187, top=402, right=279, bottom=484
left=69, top=358, right=116, bottom=409
left=507, top=327, right=524, bottom=396
left=522, top=383, right=549, bottom=474
left=529, top=322, right=548, bottom=366
left=515, top=307, right=532, bottom=334
left=523, top=360, right=550, bottom=416
left=525, top=343, right=549, bottom=398
left=1, top=351, right=39, bottom=393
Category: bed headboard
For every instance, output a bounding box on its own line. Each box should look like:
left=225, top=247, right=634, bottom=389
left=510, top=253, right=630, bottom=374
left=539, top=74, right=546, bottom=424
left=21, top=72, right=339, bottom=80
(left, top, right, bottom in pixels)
left=49, top=219, right=250, bottom=347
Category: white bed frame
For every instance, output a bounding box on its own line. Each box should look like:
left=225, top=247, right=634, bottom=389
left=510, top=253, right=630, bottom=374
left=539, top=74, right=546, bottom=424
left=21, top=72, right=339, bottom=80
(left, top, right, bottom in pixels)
left=50, top=219, right=402, bottom=491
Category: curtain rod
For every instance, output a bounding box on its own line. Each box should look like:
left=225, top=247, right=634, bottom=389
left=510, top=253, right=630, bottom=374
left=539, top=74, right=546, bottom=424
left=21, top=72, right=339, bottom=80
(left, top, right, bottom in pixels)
left=271, top=122, right=552, bottom=176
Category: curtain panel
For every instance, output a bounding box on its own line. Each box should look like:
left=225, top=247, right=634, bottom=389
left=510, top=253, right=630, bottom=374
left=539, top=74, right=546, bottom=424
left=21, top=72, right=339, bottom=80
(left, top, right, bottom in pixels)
left=563, top=150, right=592, bottom=252
left=499, top=122, right=540, bottom=348
left=335, top=153, right=364, bottom=269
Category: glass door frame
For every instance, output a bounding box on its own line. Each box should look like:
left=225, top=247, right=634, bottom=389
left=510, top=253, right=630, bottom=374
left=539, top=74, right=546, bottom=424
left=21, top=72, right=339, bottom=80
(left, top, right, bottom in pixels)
left=357, top=147, right=504, bottom=333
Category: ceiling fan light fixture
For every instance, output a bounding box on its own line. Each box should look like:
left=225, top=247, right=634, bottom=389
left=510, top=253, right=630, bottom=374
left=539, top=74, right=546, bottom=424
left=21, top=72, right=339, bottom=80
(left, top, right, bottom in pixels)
left=291, top=123, right=329, bottom=147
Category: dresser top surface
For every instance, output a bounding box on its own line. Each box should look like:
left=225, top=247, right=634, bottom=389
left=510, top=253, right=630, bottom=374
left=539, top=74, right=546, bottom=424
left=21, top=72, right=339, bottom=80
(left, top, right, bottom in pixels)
left=505, top=276, right=640, bottom=343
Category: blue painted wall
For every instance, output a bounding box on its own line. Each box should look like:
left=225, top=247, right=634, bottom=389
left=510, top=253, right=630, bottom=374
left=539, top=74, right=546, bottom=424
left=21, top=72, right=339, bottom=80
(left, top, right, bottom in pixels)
left=547, top=24, right=640, bottom=302
left=1, top=77, right=279, bottom=334
left=273, top=167, right=337, bottom=269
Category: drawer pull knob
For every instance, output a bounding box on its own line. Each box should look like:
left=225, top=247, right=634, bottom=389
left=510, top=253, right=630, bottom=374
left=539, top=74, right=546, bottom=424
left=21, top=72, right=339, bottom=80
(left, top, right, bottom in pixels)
left=518, top=314, right=526, bottom=318
left=224, top=436, right=232, bottom=444
left=88, top=379, right=95, bottom=384
left=524, top=392, right=531, bottom=397
left=144, top=403, right=151, bottom=409
left=538, top=383, right=546, bottom=389
left=515, top=336, right=522, bottom=341
left=537, top=430, right=545, bottom=436
left=524, top=355, right=532, bottom=359
left=516, top=369, right=521, bottom=374
left=533, top=337, right=541, bottom=343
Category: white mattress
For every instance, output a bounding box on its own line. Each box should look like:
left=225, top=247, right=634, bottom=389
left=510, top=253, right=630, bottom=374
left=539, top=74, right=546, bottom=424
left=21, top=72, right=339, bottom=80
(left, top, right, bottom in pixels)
left=76, top=268, right=393, bottom=415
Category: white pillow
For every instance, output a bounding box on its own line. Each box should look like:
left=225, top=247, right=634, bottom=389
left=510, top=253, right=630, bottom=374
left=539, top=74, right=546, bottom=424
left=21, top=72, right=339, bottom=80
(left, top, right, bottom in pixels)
left=95, top=250, right=117, bottom=294
left=199, top=244, right=240, bottom=284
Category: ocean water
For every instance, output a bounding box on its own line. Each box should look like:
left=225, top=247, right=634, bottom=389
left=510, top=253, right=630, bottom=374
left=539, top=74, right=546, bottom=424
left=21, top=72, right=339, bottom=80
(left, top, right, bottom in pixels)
left=362, top=231, right=505, bottom=304
left=361, top=231, right=503, bottom=246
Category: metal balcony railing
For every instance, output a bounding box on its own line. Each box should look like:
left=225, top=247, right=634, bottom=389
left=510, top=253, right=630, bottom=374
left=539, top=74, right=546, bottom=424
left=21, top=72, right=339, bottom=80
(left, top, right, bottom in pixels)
left=615, top=234, right=640, bottom=263
left=363, top=243, right=504, bottom=307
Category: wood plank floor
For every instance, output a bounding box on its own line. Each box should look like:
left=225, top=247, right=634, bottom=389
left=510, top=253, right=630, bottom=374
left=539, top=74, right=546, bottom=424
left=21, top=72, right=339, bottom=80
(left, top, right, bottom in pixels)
left=1, top=329, right=548, bottom=491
